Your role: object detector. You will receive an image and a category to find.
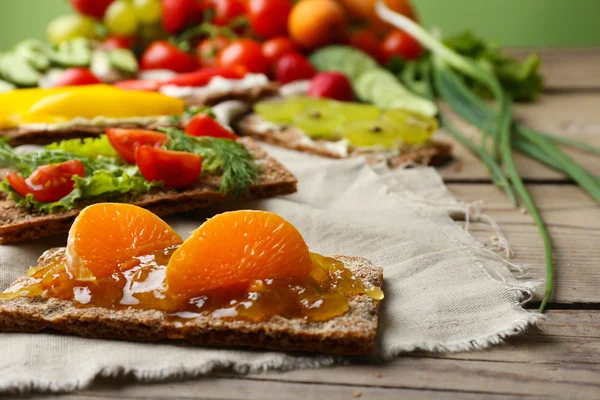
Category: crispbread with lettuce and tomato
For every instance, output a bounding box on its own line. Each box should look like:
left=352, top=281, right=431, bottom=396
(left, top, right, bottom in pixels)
left=0, top=114, right=297, bottom=244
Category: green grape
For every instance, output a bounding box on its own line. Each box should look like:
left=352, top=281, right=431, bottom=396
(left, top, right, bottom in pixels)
left=382, top=109, right=439, bottom=144
left=293, top=108, right=344, bottom=139
left=133, top=0, right=162, bottom=24
left=47, top=15, right=97, bottom=45
left=254, top=99, right=306, bottom=124
left=330, top=102, right=381, bottom=123
left=340, top=120, right=404, bottom=150
left=104, top=1, right=139, bottom=36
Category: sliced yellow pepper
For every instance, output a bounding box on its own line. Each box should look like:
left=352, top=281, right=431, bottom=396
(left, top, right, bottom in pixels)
left=0, top=85, right=185, bottom=127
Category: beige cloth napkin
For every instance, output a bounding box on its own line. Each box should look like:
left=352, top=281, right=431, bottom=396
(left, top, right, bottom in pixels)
left=0, top=145, right=540, bottom=392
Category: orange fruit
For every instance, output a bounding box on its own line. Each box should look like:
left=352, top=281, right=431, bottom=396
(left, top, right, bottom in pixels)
left=66, top=203, right=183, bottom=281
left=166, top=210, right=313, bottom=297
left=339, top=0, right=418, bottom=36
left=288, top=0, right=348, bottom=49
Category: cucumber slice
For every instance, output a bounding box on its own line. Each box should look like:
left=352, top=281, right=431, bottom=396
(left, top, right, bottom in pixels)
left=108, top=49, right=138, bottom=74
left=14, top=39, right=51, bottom=71
left=355, top=69, right=438, bottom=117
left=0, top=52, right=41, bottom=87
left=310, top=46, right=379, bottom=83
left=49, top=38, right=92, bottom=67
left=0, top=79, right=16, bottom=92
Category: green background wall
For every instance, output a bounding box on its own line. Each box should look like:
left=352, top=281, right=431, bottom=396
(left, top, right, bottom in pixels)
left=0, top=0, right=599, bottom=49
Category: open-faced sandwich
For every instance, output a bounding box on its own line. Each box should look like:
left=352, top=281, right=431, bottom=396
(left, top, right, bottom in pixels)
left=0, top=111, right=296, bottom=244
left=0, top=205, right=383, bottom=355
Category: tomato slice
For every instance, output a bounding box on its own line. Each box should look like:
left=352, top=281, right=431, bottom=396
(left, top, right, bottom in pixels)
left=165, top=66, right=247, bottom=87
left=106, top=128, right=167, bottom=163
left=113, top=79, right=161, bottom=92
left=185, top=113, right=238, bottom=140
left=135, top=146, right=202, bottom=188
left=7, top=160, right=85, bottom=202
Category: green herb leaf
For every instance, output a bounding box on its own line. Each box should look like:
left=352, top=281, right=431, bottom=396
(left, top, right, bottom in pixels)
left=46, top=135, right=118, bottom=158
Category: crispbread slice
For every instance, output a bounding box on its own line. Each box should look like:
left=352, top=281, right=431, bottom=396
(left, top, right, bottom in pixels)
left=237, top=114, right=453, bottom=168
left=0, top=254, right=383, bottom=355
left=178, top=82, right=280, bottom=107
left=0, top=137, right=297, bottom=244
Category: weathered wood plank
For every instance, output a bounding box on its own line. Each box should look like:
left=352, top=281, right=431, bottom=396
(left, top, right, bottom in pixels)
left=447, top=184, right=600, bottom=304
left=438, top=92, right=600, bottom=182
left=508, top=48, right=600, bottom=91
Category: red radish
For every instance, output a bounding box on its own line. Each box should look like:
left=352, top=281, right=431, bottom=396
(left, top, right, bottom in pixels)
left=308, top=71, right=355, bottom=101
left=55, top=68, right=101, bottom=87
left=71, top=0, right=114, bottom=18
left=275, top=53, right=316, bottom=84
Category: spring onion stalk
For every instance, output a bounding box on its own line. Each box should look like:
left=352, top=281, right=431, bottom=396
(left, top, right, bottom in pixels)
left=441, top=68, right=600, bottom=202
left=498, top=97, right=554, bottom=313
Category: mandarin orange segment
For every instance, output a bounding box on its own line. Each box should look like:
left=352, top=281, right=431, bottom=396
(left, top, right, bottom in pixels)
left=66, top=203, right=183, bottom=281
left=166, top=210, right=313, bottom=297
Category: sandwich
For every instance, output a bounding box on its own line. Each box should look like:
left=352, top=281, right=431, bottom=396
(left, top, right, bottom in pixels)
left=0, top=206, right=383, bottom=355
left=0, top=111, right=297, bottom=244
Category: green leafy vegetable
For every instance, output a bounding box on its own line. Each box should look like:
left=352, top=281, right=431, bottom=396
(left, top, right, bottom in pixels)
left=161, top=127, right=259, bottom=194
left=444, top=31, right=543, bottom=101
left=309, top=46, right=379, bottom=83
left=46, top=135, right=119, bottom=158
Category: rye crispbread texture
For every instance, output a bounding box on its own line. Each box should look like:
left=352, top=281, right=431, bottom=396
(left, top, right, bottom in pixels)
left=0, top=137, right=297, bottom=244
left=178, top=82, right=280, bottom=107
left=236, top=114, right=453, bottom=168
left=0, top=253, right=383, bottom=356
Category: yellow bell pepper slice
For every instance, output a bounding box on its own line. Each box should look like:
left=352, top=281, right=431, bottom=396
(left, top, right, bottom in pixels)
left=27, top=85, right=185, bottom=119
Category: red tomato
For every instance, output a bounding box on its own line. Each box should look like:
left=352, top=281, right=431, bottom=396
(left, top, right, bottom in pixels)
left=196, top=35, right=230, bottom=68
left=261, top=36, right=298, bottom=64
left=185, top=113, right=238, bottom=139
left=161, top=0, right=203, bottom=34
left=275, top=53, right=316, bottom=84
left=140, top=41, right=198, bottom=73
left=54, top=68, right=101, bottom=87
left=217, top=39, right=269, bottom=74
left=113, top=79, right=161, bottom=92
left=247, top=0, right=292, bottom=39
left=7, top=160, right=85, bottom=202
left=308, top=71, right=355, bottom=101
left=106, top=128, right=167, bottom=163
left=208, top=0, right=246, bottom=26
left=135, top=146, right=202, bottom=188
left=71, top=0, right=114, bottom=18
left=101, top=35, right=134, bottom=50
left=166, top=66, right=246, bottom=87
left=349, top=29, right=383, bottom=63
left=380, top=30, right=422, bottom=63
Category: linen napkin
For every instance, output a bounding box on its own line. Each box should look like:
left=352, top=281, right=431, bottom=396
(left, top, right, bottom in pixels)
left=0, top=145, right=540, bottom=392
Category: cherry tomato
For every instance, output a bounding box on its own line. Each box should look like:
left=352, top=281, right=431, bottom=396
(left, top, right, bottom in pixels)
left=140, top=40, right=198, bottom=73
left=166, top=66, right=246, bottom=87
left=261, top=36, right=298, bottom=64
left=217, top=39, right=269, bottom=75
left=185, top=113, right=238, bottom=139
left=208, top=0, right=246, bottom=26
left=135, top=146, right=202, bottom=188
left=71, top=0, right=114, bottom=18
left=113, top=79, right=161, bottom=91
left=54, top=68, right=101, bottom=87
left=161, top=0, right=203, bottom=34
left=106, top=128, right=167, bottom=163
left=101, top=35, right=134, bottom=50
left=349, top=29, right=383, bottom=64
left=380, top=30, right=422, bottom=63
left=275, top=52, right=316, bottom=84
left=7, top=160, right=85, bottom=202
left=247, top=0, right=292, bottom=39
left=196, top=35, right=230, bottom=68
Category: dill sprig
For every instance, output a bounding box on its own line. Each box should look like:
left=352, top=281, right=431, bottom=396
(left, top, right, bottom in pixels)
left=161, top=128, right=259, bottom=194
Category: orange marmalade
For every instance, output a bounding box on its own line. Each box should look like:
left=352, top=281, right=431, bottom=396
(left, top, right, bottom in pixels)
left=0, top=247, right=383, bottom=322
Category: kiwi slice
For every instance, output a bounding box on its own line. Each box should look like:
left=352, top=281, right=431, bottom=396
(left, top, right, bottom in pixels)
left=293, top=107, right=344, bottom=139
left=330, top=101, right=381, bottom=123
left=254, top=98, right=307, bottom=124
left=382, top=109, right=439, bottom=144
left=339, top=119, right=405, bottom=150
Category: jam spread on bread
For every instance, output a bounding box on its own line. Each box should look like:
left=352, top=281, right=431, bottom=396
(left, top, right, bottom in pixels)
left=1, top=206, right=383, bottom=322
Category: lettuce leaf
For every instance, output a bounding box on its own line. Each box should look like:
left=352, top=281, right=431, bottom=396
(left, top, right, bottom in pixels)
left=46, top=135, right=118, bottom=158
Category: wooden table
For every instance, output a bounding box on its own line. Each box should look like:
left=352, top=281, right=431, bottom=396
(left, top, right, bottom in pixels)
left=27, top=49, right=600, bottom=400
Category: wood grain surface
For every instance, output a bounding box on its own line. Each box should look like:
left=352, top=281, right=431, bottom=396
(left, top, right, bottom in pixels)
left=15, top=49, right=600, bottom=400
